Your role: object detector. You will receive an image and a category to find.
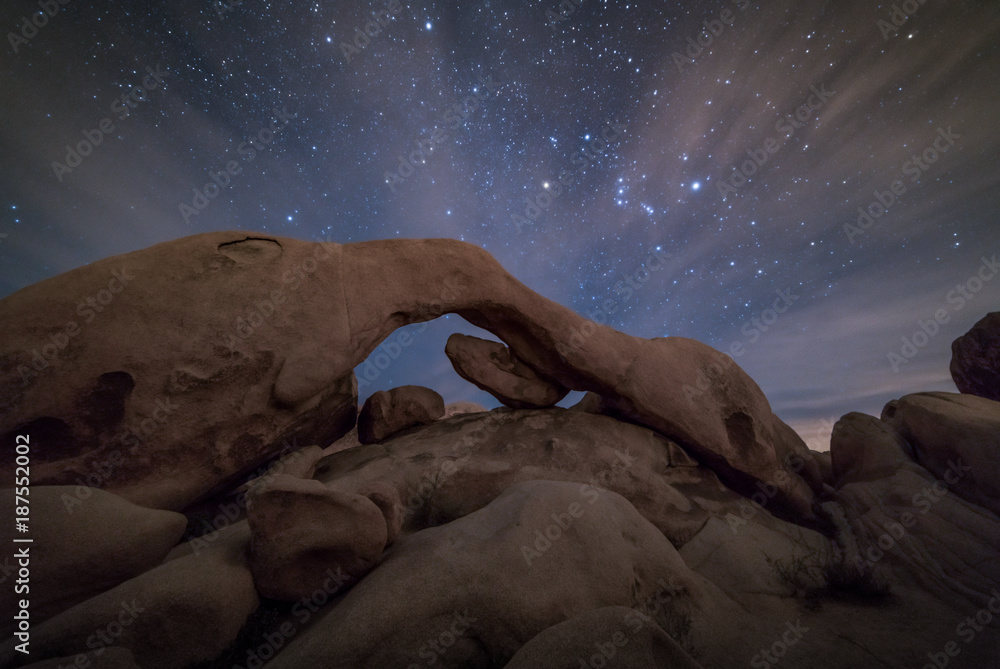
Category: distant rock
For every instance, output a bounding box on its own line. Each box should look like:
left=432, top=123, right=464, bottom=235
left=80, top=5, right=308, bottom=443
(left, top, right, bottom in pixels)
left=246, top=474, right=387, bottom=600
left=951, top=312, right=1000, bottom=401
left=881, top=392, right=1000, bottom=516
left=445, top=333, right=569, bottom=409
left=0, top=486, right=185, bottom=634
left=357, top=385, right=445, bottom=444
left=830, top=412, right=912, bottom=486
left=443, top=400, right=488, bottom=417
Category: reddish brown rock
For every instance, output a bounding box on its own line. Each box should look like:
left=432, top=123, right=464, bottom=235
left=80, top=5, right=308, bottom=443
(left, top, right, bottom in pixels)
left=445, top=333, right=568, bottom=409
left=951, top=312, right=1000, bottom=401
left=357, top=385, right=445, bottom=444
left=246, top=474, right=387, bottom=600
left=0, top=232, right=819, bottom=520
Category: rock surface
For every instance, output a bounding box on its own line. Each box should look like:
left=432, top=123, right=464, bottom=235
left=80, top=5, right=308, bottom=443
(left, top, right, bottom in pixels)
left=0, top=232, right=819, bottom=518
left=881, top=392, right=1000, bottom=517
left=445, top=332, right=569, bottom=408
left=245, top=474, right=387, bottom=600
left=313, top=407, right=717, bottom=546
left=265, top=480, right=748, bottom=669
left=830, top=412, right=912, bottom=486
left=951, top=311, right=1000, bottom=401
left=0, top=486, right=186, bottom=634
left=502, top=606, right=704, bottom=669
left=0, top=523, right=258, bottom=669
left=357, top=384, right=444, bottom=444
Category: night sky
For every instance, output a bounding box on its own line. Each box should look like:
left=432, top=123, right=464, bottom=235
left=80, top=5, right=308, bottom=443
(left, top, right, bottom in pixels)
left=1, top=0, right=998, bottom=451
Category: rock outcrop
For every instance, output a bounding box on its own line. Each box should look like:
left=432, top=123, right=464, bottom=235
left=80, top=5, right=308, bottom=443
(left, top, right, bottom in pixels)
left=830, top=412, right=912, bottom=486
left=246, top=473, right=387, bottom=600
left=951, top=312, right=1000, bottom=401
left=445, top=332, right=569, bottom=408
left=357, top=384, right=445, bottom=444
left=0, top=486, right=186, bottom=634
left=3, top=233, right=999, bottom=669
left=881, top=392, right=1000, bottom=517
left=0, top=232, right=819, bottom=518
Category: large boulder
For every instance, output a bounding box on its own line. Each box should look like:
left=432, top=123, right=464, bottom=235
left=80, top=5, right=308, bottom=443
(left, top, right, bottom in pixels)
left=245, top=474, right=387, bottom=600
left=265, top=480, right=750, bottom=668
left=357, top=384, right=444, bottom=444
left=0, top=523, right=259, bottom=669
left=0, top=232, right=819, bottom=520
left=445, top=333, right=568, bottom=409
left=502, top=606, right=704, bottom=669
left=881, top=392, right=1000, bottom=517
left=0, top=486, right=186, bottom=634
left=829, top=412, right=912, bottom=486
left=314, top=407, right=716, bottom=546
left=951, top=312, right=1000, bottom=401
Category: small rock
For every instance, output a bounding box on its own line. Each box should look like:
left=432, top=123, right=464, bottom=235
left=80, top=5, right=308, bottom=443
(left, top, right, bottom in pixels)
left=246, top=474, right=387, bottom=600
left=446, top=333, right=569, bottom=409
left=357, top=385, right=445, bottom=444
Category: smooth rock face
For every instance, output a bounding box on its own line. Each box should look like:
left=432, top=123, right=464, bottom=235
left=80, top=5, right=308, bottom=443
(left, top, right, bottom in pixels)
left=0, top=233, right=357, bottom=511
left=445, top=333, right=569, bottom=409
left=1, top=232, right=820, bottom=518
left=951, top=312, right=1000, bottom=401
left=314, top=407, right=719, bottom=546
left=357, top=384, right=445, bottom=444
left=830, top=412, right=912, bottom=486
left=502, top=606, right=704, bottom=669
left=246, top=473, right=387, bottom=600
left=266, top=480, right=745, bottom=669
left=0, top=486, right=186, bottom=634
left=881, top=392, right=1000, bottom=516
left=0, top=523, right=259, bottom=669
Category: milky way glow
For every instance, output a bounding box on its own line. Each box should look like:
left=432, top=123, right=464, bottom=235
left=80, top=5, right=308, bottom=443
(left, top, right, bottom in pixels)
left=1, top=0, right=998, bottom=449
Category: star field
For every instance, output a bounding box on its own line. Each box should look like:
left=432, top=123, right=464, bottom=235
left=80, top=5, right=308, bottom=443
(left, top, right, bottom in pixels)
left=1, top=0, right=999, bottom=448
